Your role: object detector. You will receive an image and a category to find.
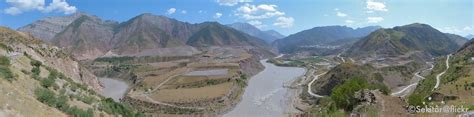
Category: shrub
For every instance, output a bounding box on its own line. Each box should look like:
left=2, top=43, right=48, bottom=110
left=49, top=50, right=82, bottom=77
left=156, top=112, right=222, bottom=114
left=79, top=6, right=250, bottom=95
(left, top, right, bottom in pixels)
left=0, top=56, right=10, bottom=66
left=67, top=106, right=93, bottom=117
left=30, top=60, right=42, bottom=67
left=330, top=77, right=367, bottom=111
left=31, top=66, right=40, bottom=76
left=99, top=98, right=144, bottom=117
left=34, top=88, right=56, bottom=106
left=40, top=78, right=55, bottom=88
left=0, top=66, right=14, bottom=82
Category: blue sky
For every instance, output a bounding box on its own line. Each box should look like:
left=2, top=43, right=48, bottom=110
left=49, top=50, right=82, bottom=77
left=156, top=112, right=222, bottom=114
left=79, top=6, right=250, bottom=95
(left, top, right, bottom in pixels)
left=0, top=0, right=473, bottom=36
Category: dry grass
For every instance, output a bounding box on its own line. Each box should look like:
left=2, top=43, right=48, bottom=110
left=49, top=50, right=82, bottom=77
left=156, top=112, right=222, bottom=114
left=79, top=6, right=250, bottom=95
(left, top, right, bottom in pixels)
left=149, top=82, right=234, bottom=103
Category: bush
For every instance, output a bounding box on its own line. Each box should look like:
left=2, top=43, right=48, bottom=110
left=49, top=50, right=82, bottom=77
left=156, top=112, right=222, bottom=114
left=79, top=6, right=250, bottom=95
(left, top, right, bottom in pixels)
left=407, top=93, right=425, bottom=106
left=34, top=88, right=56, bottom=106
left=0, top=66, right=15, bottom=82
left=99, top=98, right=144, bottom=117
left=0, top=56, right=10, bottom=66
left=31, top=66, right=40, bottom=76
left=40, top=78, right=55, bottom=88
left=67, top=106, right=93, bottom=117
left=30, top=60, right=42, bottom=67
left=330, top=77, right=367, bottom=111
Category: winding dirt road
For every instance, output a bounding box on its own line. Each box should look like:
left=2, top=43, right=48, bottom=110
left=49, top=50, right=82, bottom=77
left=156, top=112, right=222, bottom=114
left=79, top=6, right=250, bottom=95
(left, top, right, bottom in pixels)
left=307, top=72, right=326, bottom=98
left=433, top=54, right=451, bottom=90
left=391, top=62, right=434, bottom=97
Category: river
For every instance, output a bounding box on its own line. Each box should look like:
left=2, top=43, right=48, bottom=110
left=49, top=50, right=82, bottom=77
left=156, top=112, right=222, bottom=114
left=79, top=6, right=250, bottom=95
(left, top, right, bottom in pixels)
left=224, top=59, right=306, bottom=117
left=98, top=78, right=129, bottom=102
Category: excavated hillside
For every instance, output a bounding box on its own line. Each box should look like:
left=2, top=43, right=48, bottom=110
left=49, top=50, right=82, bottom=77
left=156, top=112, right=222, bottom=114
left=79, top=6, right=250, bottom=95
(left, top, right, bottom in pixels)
left=0, top=27, right=143, bottom=116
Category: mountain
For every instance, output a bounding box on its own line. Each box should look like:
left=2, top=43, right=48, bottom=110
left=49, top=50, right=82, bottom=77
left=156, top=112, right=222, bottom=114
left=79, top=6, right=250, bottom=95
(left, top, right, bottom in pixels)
left=110, top=13, right=199, bottom=56
left=444, top=33, right=468, bottom=47
left=263, top=30, right=285, bottom=39
left=52, top=14, right=118, bottom=60
left=273, top=25, right=380, bottom=53
left=227, top=22, right=284, bottom=43
left=188, top=22, right=268, bottom=47
left=455, top=39, right=474, bottom=57
left=19, top=13, right=274, bottom=60
left=17, top=12, right=88, bottom=42
left=346, top=23, right=465, bottom=58
left=465, top=34, right=474, bottom=40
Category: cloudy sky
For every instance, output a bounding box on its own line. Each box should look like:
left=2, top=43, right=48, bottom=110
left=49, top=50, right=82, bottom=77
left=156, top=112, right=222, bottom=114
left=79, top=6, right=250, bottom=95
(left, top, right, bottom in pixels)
left=0, top=0, right=473, bottom=36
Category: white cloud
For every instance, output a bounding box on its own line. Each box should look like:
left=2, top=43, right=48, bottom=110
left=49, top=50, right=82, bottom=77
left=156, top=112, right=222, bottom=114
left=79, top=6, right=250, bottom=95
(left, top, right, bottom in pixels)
left=345, top=20, right=354, bottom=24
left=439, top=26, right=474, bottom=36
left=198, top=10, right=204, bottom=13
left=257, top=4, right=277, bottom=12
left=248, top=20, right=266, bottom=29
left=463, top=26, right=472, bottom=31
left=236, top=4, right=284, bottom=20
left=43, top=0, right=77, bottom=15
left=367, top=17, right=384, bottom=23
left=181, top=10, right=187, bottom=14
left=273, top=16, right=294, bottom=28
left=366, top=0, right=388, bottom=12
left=216, top=0, right=252, bottom=6
left=336, top=12, right=347, bottom=17
left=214, top=12, right=223, bottom=19
left=3, top=0, right=76, bottom=15
left=167, top=8, right=176, bottom=15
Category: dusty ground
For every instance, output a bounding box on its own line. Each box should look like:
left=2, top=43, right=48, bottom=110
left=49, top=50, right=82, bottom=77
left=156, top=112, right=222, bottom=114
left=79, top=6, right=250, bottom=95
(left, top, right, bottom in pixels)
left=150, top=82, right=234, bottom=103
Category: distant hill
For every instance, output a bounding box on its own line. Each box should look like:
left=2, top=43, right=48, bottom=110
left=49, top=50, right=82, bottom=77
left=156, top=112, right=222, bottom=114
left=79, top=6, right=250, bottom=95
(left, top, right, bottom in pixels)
left=110, top=13, right=197, bottom=55
left=273, top=25, right=380, bottom=54
left=18, top=13, right=274, bottom=60
left=52, top=14, right=117, bottom=60
left=227, top=22, right=284, bottom=43
left=455, top=39, right=474, bottom=57
left=188, top=22, right=268, bottom=47
left=465, top=34, right=474, bottom=40
left=445, top=33, right=468, bottom=47
left=17, top=12, right=88, bottom=42
left=346, top=23, right=466, bottom=58
left=263, top=30, right=285, bottom=39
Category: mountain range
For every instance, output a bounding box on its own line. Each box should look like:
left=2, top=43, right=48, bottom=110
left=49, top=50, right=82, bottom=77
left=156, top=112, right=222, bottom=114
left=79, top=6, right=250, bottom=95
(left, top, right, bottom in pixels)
left=345, top=23, right=468, bottom=58
left=273, top=25, right=381, bottom=54
left=465, top=34, right=474, bottom=40
left=226, top=22, right=285, bottom=43
left=18, top=13, right=274, bottom=60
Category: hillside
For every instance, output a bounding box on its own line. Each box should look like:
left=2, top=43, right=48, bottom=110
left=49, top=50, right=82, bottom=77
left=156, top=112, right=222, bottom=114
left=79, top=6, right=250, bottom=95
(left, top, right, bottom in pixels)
left=17, top=12, right=88, bottom=42
left=227, top=22, right=284, bottom=43
left=187, top=22, right=268, bottom=47
left=19, top=13, right=275, bottom=60
left=0, top=27, right=143, bottom=116
left=346, top=23, right=466, bottom=58
left=273, top=26, right=380, bottom=54
left=52, top=15, right=117, bottom=60
left=110, top=13, right=197, bottom=55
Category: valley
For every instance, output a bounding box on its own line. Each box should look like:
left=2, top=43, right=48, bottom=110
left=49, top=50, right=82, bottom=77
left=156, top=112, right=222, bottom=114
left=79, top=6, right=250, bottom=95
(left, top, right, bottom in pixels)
left=0, top=1, right=472, bottom=116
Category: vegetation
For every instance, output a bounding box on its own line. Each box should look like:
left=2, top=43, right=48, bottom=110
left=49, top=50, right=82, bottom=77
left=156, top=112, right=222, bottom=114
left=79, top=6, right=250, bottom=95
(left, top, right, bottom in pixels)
left=40, top=77, right=55, bottom=88
left=0, top=56, right=14, bottom=82
left=330, top=77, right=368, bottom=111
left=235, top=74, right=248, bottom=87
left=0, top=43, right=13, bottom=52
left=99, top=98, right=145, bottom=117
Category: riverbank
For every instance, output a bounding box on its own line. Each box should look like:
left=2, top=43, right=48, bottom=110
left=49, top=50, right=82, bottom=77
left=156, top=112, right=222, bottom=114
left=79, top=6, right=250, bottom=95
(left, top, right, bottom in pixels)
left=98, top=78, right=130, bottom=102
left=224, top=59, right=306, bottom=117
